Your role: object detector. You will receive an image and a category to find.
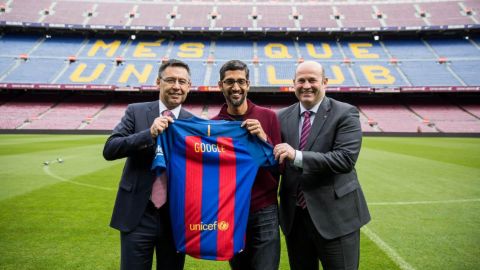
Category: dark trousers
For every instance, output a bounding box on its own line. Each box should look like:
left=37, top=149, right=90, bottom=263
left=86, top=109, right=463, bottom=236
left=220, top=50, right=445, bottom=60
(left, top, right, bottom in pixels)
left=285, top=207, right=360, bottom=270
left=120, top=202, right=185, bottom=270
left=229, top=204, right=281, bottom=270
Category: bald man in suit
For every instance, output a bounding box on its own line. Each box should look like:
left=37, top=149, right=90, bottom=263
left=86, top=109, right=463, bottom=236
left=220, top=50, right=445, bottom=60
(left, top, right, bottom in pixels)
left=274, top=61, right=370, bottom=270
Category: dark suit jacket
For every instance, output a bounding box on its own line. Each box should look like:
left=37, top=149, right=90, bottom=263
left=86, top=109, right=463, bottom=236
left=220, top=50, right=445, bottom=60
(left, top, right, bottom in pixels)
left=277, top=97, right=370, bottom=239
left=103, top=101, right=193, bottom=232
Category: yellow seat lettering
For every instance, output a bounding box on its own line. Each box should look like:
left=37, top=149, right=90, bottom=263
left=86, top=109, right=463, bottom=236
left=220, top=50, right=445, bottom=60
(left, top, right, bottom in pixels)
left=69, top=63, right=106, bottom=83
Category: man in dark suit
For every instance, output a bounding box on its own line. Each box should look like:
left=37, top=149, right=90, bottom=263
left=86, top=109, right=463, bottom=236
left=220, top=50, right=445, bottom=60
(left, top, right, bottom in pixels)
left=103, top=59, right=194, bottom=270
left=274, top=61, right=371, bottom=270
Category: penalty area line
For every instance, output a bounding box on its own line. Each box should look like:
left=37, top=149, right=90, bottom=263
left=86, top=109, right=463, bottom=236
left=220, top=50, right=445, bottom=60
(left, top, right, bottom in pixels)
left=362, top=226, right=416, bottom=270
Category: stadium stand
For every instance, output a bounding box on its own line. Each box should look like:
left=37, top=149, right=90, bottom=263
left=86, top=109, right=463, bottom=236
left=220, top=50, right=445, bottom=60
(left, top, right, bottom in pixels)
left=87, top=2, right=134, bottom=26
left=173, top=4, right=212, bottom=28
left=215, top=5, right=252, bottom=29
left=0, top=0, right=479, bottom=134
left=256, top=5, right=296, bottom=29
left=407, top=97, right=480, bottom=133
left=130, top=3, right=173, bottom=27
left=336, top=4, right=383, bottom=28
left=1, top=0, right=479, bottom=30
left=377, top=3, right=425, bottom=27
left=417, top=1, right=476, bottom=26
left=1, top=34, right=479, bottom=88
left=296, top=5, right=338, bottom=29
left=0, top=92, right=61, bottom=129
left=42, top=1, right=93, bottom=25
left=22, top=94, right=107, bottom=130
left=359, top=103, right=437, bottom=133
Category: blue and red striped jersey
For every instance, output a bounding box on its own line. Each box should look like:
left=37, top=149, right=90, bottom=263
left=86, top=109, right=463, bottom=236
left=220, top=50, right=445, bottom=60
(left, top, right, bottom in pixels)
left=151, top=117, right=277, bottom=260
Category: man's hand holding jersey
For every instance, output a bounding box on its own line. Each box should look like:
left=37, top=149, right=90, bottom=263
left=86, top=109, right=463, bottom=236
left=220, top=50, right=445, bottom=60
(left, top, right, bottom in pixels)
left=150, top=115, right=174, bottom=138
left=273, top=143, right=296, bottom=164
left=241, top=119, right=267, bottom=142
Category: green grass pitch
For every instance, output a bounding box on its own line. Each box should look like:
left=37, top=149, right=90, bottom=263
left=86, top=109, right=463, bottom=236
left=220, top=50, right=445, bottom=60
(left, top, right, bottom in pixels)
left=0, top=134, right=478, bottom=269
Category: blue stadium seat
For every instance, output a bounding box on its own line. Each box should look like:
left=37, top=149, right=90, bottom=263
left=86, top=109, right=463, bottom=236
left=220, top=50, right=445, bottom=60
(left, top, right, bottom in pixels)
left=2, top=58, right=64, bottom=83
left=214, top=40, right=253, bottom=61
left=340, top=40, right=389, bottom=60
left=322, top=64, right=357, bottom=87
left=382, top=39, right=435, bottom=59
left=0, top=34, right=42, bottom=56
left=0, top=35, right=478, bottom=88
left=78, top=38, right=130, bottom=58
left=108, top=60, right=159, bottom=86
left=399, top=61, right=461, bottom=86
left=450, top=60, right=480, bottom=85
left=298, top=39, right=344, bottom=60
left=125, top=37, right=170, bottom=59
left=30, top=36, right=86, bottom=57
left=257, top=39, right=297, bottom=61
left=208, top=61, right=256, bottom=87
left=350, top=62, right=406, bottom=87
left=170, top=39, right=210, bottom=60
left=182, top=60, right=207, bottom=86
left=425, top=38, right=479, bottom=58
left=258, top=61, right=295, bottom=86
left=0, top=58, right=15, bottom=78
left=55, top=59, right=113, bottom=85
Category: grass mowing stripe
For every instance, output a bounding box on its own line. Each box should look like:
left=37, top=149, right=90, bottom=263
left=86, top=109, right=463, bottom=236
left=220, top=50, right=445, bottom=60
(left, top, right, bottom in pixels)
left=0, top=141, right=121, bottom=200
left=0, top=165, right=120, bottom=270
left=362, top=226, right=415, bottom=270
left=0, top=136, right=108, bottom=156
left=358, top=147, right=480, bottom=203
left=43, top=163, right=115, bottom=191
left=370, top=198, right=480, bottom=206
left=1, top=135, right=478, bottom=269
left=362, top=137, right=480, bottom=169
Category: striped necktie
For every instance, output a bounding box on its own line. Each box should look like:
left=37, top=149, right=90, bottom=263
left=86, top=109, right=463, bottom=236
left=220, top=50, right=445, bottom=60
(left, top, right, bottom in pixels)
left=297, top=110, right=312, bottom=209
left=299, top=110, right=312, bottom=150
left=151, top=110, right=174, bottom=208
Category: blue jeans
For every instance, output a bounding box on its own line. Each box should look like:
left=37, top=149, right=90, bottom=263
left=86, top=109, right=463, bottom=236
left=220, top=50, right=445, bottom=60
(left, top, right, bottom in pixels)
left=229, top=204, right=280, bottom=270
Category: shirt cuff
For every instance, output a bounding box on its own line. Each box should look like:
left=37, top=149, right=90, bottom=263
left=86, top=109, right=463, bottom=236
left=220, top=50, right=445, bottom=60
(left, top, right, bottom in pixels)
left=293, top=150, right=303, bottom=168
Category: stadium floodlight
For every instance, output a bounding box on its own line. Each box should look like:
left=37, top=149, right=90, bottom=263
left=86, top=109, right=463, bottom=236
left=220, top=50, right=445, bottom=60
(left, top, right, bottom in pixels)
left=465, top=36, right=470, bottom=40
left=373, top=35, right=380, bottom=41
left=131, top=34, right=136, bottom=40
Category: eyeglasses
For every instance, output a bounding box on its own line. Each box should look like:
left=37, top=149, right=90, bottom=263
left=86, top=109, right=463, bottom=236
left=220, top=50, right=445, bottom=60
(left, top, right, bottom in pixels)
left=161, top=77, right=189, bottom=86
left=222, top=79, right=248, bottom=87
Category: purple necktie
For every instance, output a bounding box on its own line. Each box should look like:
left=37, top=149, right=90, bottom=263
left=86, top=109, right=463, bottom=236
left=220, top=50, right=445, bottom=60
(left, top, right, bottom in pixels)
left=299, top=111, right=312, bottom=151
left=297, top=110, right=312, bottom=209
left=151, top=110, right=174, bottom=208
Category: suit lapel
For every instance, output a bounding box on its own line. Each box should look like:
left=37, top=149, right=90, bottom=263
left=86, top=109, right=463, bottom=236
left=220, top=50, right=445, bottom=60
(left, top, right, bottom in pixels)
left=304, top=97, right=331, bottom=150
left=286, top=103, right=301, bottom=149
left=146, top=101, right=159, bottom=126
left=178, top=108, right=192, bottom=120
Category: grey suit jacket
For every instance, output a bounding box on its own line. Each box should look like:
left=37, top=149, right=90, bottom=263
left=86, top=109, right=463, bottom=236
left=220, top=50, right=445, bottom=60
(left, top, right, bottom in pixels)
left=277, top=97, right=370, bottom=239
left=103, top=100, right=193, bottom=232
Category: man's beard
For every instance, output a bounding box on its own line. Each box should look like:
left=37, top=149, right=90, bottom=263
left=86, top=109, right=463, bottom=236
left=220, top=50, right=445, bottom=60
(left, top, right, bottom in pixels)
left=225, top=91, right=246, bottom=107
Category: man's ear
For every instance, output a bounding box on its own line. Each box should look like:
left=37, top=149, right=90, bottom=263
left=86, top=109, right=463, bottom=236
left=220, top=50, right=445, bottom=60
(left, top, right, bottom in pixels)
left=156, top=77, right=161, bottom=86
left=323, top=77, right=328, bottom=86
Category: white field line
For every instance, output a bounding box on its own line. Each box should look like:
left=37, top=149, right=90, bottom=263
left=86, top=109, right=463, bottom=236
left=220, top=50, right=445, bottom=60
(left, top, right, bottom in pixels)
left=362, top=226, right=416, bottom=270
left=369, top=198, right=480, bottom=206
left=43, top=161, right=114, bottom=191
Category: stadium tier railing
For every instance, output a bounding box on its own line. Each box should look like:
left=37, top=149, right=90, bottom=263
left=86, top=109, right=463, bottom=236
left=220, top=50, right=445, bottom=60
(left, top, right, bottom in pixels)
left=0, top=83, right=479, bottom=93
